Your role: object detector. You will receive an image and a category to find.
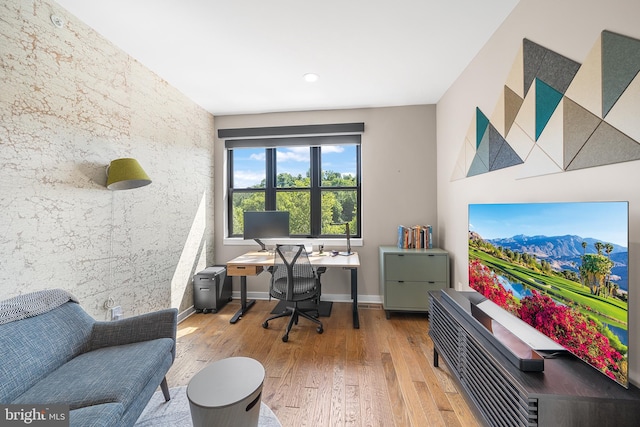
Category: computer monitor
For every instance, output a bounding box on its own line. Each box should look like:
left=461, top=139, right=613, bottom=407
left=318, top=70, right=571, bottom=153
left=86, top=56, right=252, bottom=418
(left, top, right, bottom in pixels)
left=243, top=211, right=290, bottom=251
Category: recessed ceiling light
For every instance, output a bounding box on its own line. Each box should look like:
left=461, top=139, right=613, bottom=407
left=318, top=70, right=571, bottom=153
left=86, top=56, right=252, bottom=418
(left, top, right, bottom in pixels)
left=303, top=73, right=319, bottom=83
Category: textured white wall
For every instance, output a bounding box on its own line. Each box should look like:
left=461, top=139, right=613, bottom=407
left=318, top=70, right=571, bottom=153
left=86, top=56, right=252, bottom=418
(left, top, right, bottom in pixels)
left=437, top=0, right=640, bottom=385
left=0, top=0, right=215, bottom=319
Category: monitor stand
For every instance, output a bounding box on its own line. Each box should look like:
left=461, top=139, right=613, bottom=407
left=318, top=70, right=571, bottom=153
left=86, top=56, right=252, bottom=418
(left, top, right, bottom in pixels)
left=254, top=238, right=267, bottom=252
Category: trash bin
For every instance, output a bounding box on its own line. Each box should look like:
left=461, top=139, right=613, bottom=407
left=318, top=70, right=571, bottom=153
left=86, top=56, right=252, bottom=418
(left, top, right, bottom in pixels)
left=193, top=266, right=232, bottom=313
left=187, top=357, right=265, bottom=427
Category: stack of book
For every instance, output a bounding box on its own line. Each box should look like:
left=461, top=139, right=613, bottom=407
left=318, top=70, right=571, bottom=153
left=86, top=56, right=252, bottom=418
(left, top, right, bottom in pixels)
left=397, top=225, right=433, bottom=249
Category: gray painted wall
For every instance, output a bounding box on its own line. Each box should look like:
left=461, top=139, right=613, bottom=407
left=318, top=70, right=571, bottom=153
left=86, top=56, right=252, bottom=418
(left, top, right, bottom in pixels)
left=214, top=106, right=437, bottom=302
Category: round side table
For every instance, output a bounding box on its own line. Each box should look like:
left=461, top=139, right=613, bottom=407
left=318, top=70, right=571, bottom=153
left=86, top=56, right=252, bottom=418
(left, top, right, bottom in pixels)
left=187, top=357, right=265, bottom=427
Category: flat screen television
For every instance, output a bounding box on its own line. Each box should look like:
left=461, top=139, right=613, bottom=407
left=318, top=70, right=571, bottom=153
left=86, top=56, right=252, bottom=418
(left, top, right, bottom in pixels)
left=243, top=210, right=290, bottom=251
left=468, top=202, right=629, bottom=387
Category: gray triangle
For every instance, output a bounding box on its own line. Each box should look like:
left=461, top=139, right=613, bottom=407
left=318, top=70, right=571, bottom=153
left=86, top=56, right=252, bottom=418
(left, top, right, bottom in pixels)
left=523, top=39, right=547, bottom=96
left=492, top=145, right=524, bottom=171
left=488, top=125, right=504, bottom=168
left=523, top=38, right=580, bottom=98
left=489, top=126, right=524, bottom=171
left=602, top=30, right=640, bottom=118
left=563, top=97, right=602, bottom=169
left=566, top=121, right=640, bottom=170
left=537, top=49, right=581, bottom=94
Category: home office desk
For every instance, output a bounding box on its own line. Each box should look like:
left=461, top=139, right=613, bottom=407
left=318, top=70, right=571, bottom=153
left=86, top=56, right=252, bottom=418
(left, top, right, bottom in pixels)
left=226, top=251, right=361, bottom=329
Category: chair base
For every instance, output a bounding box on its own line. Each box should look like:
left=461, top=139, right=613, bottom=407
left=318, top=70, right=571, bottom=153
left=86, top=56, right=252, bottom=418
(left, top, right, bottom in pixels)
left=263, top=303, right=323, bottom=342
left=271, top=300, right=333, bottom=317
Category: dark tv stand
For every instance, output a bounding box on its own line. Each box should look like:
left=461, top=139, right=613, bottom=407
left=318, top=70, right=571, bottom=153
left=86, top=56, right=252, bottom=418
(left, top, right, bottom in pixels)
left=429, top=289, right=640, bottom=426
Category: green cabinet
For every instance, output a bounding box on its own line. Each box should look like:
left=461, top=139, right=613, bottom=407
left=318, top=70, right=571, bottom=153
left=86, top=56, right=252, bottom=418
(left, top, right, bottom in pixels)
left=379, top=246, right=449, bottom=318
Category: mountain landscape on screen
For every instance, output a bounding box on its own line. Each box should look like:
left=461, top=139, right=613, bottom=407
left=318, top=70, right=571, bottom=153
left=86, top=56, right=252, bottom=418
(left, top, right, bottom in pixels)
left=468, top=202, right=629, bottom=387
left=483, top=234, right=628, bottom=292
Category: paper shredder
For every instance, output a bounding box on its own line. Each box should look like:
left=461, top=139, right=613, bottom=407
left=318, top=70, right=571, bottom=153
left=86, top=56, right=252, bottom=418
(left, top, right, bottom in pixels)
left=193, top=266, right=232, bottom=313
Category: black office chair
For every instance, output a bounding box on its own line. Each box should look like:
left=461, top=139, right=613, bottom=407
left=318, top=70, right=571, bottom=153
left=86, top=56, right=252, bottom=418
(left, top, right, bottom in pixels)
left=262, top=244, right=325, bottom=342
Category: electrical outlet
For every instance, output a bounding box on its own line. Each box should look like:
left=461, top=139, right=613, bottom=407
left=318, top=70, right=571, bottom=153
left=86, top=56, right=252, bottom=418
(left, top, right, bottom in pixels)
left=110, top=306, right=123, bottom=321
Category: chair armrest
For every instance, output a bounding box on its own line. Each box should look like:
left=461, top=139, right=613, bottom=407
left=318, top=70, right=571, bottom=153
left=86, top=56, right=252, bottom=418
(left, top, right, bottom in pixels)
left=88, top=308, right=178, bottom=360
left=315, top=266, right=327, bottom=276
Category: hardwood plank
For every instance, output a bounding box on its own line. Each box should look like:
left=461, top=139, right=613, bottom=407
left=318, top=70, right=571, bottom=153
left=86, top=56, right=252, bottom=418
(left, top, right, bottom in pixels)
left=344, top=384, right=360, bottom=426
left=330, top=360, right=346, bottom=426
left=165, top=300, right=480, bottom=426
left=387, top=334, right=434, bottom=426
left=381, top=352, right=411, bottom=426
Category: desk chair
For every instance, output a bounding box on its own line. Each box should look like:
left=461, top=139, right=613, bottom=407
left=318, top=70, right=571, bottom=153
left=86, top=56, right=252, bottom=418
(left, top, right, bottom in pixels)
left=262, top=244, right=325, bottom=342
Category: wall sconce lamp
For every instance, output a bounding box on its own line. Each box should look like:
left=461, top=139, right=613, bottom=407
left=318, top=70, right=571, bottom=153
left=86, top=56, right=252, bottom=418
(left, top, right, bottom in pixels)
left=106, top=158, right=151, bottom=190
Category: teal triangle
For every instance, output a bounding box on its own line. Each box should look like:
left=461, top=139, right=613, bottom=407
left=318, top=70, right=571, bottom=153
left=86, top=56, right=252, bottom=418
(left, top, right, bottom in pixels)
left=476, top=108, right=490, bottom=148
left=535, top=79, right=563, bottom=140
left=602, top=30, right=640, bottom=118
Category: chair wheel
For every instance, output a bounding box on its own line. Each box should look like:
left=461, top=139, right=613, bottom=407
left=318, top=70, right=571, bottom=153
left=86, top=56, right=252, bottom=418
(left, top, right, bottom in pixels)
left=317, top=326, right=323, bottom=334
left=262, top=321, right=269, bottom=329
left=282, top=335, right=288, bottom=342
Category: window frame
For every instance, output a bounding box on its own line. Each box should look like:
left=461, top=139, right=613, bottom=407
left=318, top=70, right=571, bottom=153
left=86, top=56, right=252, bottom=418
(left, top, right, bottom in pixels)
left=225, top=134, right=362, bottom=239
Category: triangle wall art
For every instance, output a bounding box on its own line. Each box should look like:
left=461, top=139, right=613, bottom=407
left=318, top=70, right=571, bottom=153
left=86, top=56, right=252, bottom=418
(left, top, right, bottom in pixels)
left=452, top=30, right=640, bottom=181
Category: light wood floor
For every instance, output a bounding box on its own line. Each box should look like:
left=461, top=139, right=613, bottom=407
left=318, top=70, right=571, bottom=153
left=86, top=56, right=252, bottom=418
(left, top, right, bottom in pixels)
left=166, top=299, right=481, bottom=427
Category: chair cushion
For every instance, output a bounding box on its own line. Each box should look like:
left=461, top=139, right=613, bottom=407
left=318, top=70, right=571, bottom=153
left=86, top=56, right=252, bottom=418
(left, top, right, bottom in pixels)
left=270, top=277, right=317, bottom=302
left=69, top=403, right=123, bottom=427
left=13, top=338, right=174, bottom=410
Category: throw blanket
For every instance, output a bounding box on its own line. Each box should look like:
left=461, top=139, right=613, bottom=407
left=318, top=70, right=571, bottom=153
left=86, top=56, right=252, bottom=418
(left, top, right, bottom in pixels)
left=0, top=289, right=79, bottom=325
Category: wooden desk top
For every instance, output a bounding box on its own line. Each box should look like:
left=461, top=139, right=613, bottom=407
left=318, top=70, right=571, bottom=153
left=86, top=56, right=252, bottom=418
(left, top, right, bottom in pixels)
left=227, top=250, right=360, bottom=269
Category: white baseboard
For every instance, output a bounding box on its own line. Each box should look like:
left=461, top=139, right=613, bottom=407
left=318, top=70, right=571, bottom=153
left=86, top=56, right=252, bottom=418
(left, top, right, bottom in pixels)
left=233, top=291, right=382, bottom=305
left=177, top=306, right=196, bottom=323
left=178, top=294, right=383, bottom=323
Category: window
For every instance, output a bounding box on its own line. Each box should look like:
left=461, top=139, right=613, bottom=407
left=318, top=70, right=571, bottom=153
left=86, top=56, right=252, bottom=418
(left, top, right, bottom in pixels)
left=225, top=130, right=362, bottom=239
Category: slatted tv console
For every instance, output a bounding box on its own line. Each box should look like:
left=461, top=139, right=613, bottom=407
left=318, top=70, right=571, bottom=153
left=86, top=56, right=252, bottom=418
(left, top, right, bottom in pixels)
left=428, top=289, right=640, bottom=426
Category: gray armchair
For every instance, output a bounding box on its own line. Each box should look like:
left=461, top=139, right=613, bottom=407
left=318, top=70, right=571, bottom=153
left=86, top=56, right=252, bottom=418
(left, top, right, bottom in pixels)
left=0, top=289, right=177, bottom=427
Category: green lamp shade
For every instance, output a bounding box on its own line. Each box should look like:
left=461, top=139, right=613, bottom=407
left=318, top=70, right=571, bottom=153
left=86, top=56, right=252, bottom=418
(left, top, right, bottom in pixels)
left=106, top=158, right=151, bottom=190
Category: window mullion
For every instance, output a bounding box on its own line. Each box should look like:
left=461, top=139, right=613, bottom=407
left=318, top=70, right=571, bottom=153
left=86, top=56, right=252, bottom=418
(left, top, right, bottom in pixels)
left=310, top=147, right=321, bottom=236
left=265, top=148, right=276, bottom=210
left=227, top=150, right=234, bottom=236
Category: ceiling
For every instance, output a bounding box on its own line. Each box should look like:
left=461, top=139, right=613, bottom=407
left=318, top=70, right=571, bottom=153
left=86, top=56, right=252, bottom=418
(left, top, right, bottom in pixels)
left=53, top=0, right=519, bottom=116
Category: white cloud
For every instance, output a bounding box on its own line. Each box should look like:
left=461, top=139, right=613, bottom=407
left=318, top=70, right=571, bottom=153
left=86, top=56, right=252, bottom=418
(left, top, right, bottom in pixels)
left=234, top=170, right=265, bottom=188
left=322, top=146, right=344, bottom=153
left=277, top=147, right=310, bottom=163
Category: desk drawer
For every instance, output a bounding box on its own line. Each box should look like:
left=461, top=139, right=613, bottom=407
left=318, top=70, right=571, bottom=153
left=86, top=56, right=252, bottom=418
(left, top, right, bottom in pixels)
left=385, top=253, right=447, bottom=282
left=385, top=281, right=445, bottom=310
left=227, top=265, right=264, bottom=276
